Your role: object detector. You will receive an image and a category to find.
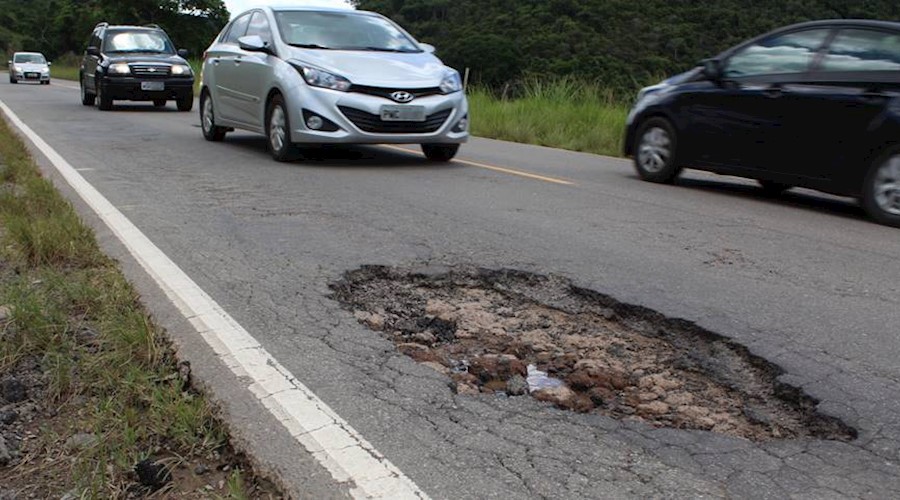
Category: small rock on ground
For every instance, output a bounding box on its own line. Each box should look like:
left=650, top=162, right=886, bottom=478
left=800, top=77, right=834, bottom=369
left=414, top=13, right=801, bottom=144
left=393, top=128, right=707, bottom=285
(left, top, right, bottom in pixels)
left=0, top=379, right=26, bottom=404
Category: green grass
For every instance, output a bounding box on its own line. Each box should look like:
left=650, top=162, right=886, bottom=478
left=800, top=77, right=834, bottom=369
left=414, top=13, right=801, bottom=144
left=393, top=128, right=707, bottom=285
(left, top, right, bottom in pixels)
left=468, top=77, right=631, bottom=158
left=0, top=112, right=264, bottom=497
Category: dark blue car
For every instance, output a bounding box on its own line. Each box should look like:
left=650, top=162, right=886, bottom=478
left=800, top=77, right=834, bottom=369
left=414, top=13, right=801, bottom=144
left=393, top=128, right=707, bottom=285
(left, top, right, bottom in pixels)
left=624, top=20, right=900, bottom=227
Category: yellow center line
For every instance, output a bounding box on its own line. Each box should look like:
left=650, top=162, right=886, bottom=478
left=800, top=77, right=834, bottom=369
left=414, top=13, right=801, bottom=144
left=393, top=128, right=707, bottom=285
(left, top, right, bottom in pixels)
left=380, top=144, right=576, bottom=186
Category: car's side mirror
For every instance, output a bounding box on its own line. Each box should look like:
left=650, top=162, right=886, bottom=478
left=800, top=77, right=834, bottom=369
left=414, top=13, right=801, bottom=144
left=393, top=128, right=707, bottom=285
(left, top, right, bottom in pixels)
left=177, top=49, right=189, bottom=58
left=238, top=35, right=269, bottom=53
left=419, top=43, right=436, bottom=54
left=701, top=58, right=722, bottom=81
left=87, top=46, right=100, bottom=57
left=6, top=61, right=11, bottom=65
left=47, top=62, right=52, bottom=66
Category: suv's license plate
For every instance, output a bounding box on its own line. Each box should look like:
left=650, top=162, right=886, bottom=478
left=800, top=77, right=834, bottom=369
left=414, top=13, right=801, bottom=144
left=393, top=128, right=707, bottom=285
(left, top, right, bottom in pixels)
left=141, top=81, right=164, bottom=91
left=380, top=105, right=425, bottom=122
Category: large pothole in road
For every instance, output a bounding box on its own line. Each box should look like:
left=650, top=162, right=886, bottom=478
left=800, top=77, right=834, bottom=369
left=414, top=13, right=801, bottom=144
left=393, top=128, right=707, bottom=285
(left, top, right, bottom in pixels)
left=329, top=265, right=856, bottom=442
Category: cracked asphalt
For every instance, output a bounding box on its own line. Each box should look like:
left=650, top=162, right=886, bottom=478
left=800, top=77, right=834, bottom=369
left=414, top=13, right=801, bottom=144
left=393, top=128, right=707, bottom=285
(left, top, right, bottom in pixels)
left=2, top=81, right=899, bottom=499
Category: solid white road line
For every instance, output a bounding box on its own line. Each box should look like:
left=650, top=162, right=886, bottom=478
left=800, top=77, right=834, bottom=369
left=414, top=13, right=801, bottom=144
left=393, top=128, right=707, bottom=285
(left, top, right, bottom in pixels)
left=0, top=99, right=428, bottom=500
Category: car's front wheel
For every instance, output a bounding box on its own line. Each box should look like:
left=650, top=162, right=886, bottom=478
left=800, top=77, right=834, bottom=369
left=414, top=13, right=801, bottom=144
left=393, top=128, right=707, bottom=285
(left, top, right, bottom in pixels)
left=80, top=76, right=95, bottom=106
left=96, top=83, right=113, bottom=110
left=177, top=94, right=193, bottom=112
left=634, top=117, right=681, bottom=183
left=267, top=94, right=300, bottom=162
left=862, top=148, right=900, bottom=228
left=200, top=91, right=227, bottom=142
left=9, top=75, right=16, bottom=84
left=421, top=143, right=459, bottom=162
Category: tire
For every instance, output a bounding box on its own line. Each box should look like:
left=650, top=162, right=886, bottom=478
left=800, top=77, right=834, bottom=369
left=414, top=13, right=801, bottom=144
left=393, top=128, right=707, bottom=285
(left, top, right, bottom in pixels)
left=176, top=94, right=193, bottom=112
left=633, top=117, right=682, bottom=183
left=200, top=91, right=227, bottom=142
left=757, top=180, right=792, bottom=196
left=153, top=99, right=166, bottom=107
left=41, top=80, right=49, bottom=85
left=97, top=82, right=113, bottom=111
left=80, top=77, right=95, bottom=106
left=266, top=94, right=300, bottom=162
left=9, top=76, right=16, bottom=84
left=861, top=148, right=900, bottom=228
left=421, top=143, right=460, bottom=162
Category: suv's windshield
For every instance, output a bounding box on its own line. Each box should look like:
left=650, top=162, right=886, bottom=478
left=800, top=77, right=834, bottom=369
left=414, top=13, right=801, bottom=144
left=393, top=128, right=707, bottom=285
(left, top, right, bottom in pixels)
left=14, top=54, right=46, bottom=64
left=104, top=30, right=174, bottom=54
left=275, top=11, right=420, bottom=52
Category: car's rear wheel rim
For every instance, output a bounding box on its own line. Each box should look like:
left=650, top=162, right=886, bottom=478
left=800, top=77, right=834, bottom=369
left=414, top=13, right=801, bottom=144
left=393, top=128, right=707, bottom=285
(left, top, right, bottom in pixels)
left=269, top=105, right=286, bottom=153
left=873, top=154, right=900, bottom=216
left=202, top=97, right=214, bottom=134
left=638, top=127, right=671, bottom=173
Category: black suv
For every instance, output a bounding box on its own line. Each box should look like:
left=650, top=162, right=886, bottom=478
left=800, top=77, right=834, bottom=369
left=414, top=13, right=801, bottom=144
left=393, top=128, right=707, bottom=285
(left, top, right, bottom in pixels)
left=625, top=20, right=900, bottom=228
left=79, top=22, right=194, bottom=111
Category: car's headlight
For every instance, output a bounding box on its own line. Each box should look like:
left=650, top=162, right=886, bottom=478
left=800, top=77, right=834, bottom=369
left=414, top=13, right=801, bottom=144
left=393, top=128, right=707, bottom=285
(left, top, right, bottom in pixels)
left=439, top=71, right=462, bottom=94
left=292, top=63, right=351, bottom=91
left=14, top=66, right=23, bottom=73
left=41, top=67, right=50, bottom=74
left=171, top=64, right=191, bottom=76
left=108, top=63, right=130, bottom=75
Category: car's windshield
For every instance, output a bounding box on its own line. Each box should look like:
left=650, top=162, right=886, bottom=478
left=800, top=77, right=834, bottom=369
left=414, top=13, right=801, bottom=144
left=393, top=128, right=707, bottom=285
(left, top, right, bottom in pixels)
left=104, top=31, right=174, bottom=54
left=275, top=11, right=420, bottom=52
left=14, top=54, right=46, bottom=64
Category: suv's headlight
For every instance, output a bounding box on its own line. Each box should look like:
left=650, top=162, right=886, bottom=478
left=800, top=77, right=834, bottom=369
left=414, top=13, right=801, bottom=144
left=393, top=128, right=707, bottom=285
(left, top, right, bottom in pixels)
left=171, top=64, right=191, bottom=76
left=291, top=63, right=351, bottom=92
left=439, top=71, right=462, bottom=94
left=108, top=63, right=131, bottom=75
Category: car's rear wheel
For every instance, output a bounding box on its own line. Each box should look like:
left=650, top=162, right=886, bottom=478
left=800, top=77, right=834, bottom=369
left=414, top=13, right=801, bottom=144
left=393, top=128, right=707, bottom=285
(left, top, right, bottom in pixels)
left=862, top=148, right=900, bottom=228
left=153, top=99, right=166, bottom=108
left=96, top=83, right=113, bottom=111
left=80, top=76, right=95, bottom=106
left=758, top=180, right=792, bottom=196
left=634, top=117, right=682, bottom=183
left=267, top=94, right=300, bottom=162
left=176, top=94, right=193, bottom=112
left=200, top=91, right=227, bottom=142
left=421, top=144, right=459, bottom=162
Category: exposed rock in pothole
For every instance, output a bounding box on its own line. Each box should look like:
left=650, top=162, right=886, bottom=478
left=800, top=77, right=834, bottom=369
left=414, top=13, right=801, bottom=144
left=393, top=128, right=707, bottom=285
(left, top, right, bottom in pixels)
left=330, top=265, right=856, bottom=442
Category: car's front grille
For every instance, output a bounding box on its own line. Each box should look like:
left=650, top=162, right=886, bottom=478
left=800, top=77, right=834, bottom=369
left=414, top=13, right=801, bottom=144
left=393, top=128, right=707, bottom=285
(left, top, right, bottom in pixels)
left=338, top=106, right=452, bottom=134
left=130, top=64, right=170, bottom=77
left=349, top=85, right=442, bottom=101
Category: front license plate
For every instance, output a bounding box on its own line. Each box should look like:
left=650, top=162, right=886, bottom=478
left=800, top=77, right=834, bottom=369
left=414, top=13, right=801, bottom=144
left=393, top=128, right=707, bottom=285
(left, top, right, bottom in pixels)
left=141, top=81, right=164, bottom=91
left=380, top=105, right=425, bottom=122
left=25, top=73, right=39, bottom=79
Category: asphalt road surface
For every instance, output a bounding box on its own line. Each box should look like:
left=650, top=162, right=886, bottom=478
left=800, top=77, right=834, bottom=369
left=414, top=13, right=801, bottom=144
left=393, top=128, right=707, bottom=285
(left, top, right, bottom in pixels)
left=2, top=80, right=900, bottom=499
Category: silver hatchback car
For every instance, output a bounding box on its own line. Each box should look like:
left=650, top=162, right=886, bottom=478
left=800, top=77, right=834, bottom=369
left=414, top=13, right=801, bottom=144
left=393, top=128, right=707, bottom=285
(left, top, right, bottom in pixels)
left=199, top=6, right=469, bottom=162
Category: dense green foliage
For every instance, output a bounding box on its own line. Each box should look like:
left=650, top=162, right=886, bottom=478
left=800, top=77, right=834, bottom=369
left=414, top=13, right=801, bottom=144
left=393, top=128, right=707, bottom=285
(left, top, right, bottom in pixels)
left=356, top=0, right=900, bottom=92
left=0, top=0, right=228, bottom=62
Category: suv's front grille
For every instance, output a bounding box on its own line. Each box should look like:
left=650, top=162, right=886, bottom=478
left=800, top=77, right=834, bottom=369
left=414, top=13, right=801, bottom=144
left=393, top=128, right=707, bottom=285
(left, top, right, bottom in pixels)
left=338, top=106, right=452, bottom=134
left=349, top=85, right=442, bottom=101
left=130, top=64, right=170, bottom=77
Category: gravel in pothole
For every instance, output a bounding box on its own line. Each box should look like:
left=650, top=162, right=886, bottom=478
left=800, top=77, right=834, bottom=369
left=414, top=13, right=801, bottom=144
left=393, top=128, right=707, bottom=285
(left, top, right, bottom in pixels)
left=330, top=265, right=856, bottom=442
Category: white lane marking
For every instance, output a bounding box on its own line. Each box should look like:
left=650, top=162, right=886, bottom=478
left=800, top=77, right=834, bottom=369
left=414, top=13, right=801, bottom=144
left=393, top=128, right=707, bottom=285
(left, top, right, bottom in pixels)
left=52, top=82, right=80, bottom=90
left=0, top=99, right=428, bottom=500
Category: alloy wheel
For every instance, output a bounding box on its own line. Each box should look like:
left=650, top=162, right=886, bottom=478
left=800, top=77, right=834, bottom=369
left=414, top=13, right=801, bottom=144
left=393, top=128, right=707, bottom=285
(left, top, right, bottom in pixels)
left=873, top=154, right=900, bottom=216
left=637, top=127, right=672, bottom=174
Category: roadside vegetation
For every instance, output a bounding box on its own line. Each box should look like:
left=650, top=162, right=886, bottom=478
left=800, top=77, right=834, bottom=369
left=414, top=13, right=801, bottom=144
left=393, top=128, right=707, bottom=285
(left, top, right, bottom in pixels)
left=0, top=116, right=279, bottom=497
left=468, top=78, right=630, bottom=157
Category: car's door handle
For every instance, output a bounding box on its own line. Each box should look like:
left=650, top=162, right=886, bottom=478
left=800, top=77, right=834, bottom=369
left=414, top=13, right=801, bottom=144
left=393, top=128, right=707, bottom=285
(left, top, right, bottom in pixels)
left=234, top=57, right=241, bottom=65
left=763, top=87, right=782, bottom=98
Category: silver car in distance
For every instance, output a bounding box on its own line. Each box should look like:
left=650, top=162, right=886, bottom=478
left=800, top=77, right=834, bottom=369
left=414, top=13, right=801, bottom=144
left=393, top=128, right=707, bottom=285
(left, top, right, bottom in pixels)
left=199, top=6, right=469, bottom=162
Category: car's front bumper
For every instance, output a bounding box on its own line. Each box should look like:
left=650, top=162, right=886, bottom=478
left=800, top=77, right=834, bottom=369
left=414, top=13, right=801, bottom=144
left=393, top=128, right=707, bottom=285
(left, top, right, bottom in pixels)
left=14, top=71, right=49, bottom=82
left=285, top=82, right=469, bottom=145
left=101, top=76, right=193, bottom=101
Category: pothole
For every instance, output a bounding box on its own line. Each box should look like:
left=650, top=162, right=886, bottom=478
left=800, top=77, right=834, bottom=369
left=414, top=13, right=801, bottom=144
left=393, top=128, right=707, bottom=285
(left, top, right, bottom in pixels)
left=329, top=265, right=856, bottom=442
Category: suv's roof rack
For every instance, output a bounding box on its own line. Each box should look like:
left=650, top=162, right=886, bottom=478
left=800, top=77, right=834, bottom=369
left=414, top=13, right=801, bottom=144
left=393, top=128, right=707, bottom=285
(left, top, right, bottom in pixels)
left=144, top=23, right=161, bottom=29
left=95, top=22, right=109, bottom=29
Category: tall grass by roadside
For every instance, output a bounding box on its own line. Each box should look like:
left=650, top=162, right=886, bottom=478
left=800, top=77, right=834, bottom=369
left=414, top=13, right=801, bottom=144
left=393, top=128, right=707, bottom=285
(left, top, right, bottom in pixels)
left=0, top=115, right=267, bottom=496
left=468, top=77, right=632, bottom=158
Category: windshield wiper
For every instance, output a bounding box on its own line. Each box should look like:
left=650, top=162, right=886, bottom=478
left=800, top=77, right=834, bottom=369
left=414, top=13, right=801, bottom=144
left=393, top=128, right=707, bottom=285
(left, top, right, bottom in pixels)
left=288, top=43, right=334, bottom=50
